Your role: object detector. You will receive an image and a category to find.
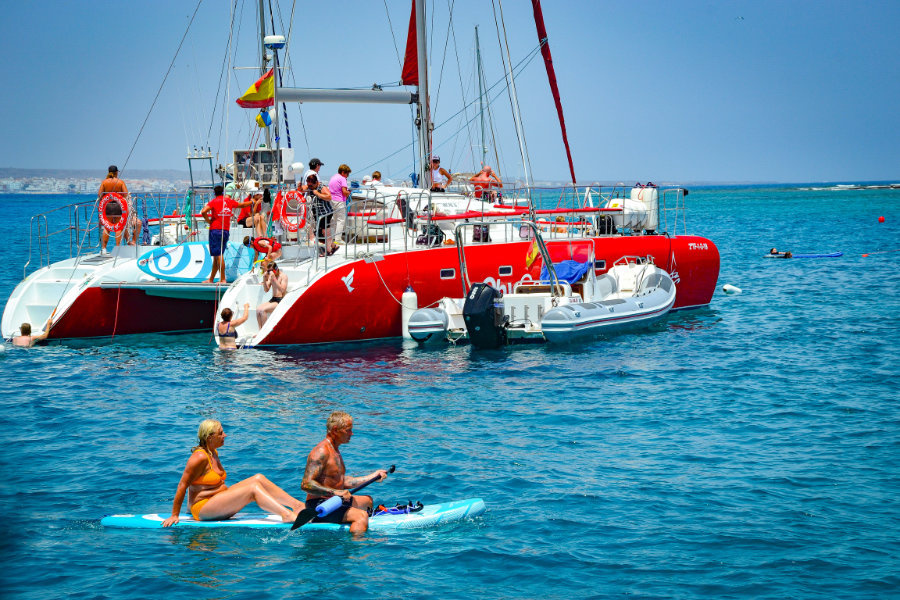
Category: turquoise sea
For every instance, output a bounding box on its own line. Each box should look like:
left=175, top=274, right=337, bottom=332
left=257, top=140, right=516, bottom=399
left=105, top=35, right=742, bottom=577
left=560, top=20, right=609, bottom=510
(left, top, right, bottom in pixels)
left=0, top=184, right=897, bottom=599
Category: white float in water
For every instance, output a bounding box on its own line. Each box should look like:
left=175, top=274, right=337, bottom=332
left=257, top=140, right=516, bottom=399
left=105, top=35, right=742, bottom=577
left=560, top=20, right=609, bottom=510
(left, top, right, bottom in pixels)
left=722, top=284, right=742, bottom=295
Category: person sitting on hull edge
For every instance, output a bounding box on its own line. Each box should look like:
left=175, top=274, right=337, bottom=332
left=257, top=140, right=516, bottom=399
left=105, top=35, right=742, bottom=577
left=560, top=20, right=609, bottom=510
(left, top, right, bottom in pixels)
left=301, top=411, right=389, bottom=534
left=256, top=259, right=287, bottom=327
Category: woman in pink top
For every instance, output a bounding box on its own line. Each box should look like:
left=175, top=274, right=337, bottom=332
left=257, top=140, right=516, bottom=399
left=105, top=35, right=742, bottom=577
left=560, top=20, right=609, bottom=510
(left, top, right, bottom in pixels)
left=328, top=164, right=351, bottom=248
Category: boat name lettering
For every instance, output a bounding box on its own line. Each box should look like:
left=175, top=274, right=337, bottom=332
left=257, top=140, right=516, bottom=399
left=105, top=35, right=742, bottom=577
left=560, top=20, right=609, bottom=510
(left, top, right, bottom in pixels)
left=688, top=243, right=709, bottom=251
left=482, top=274, right=534, bottom=295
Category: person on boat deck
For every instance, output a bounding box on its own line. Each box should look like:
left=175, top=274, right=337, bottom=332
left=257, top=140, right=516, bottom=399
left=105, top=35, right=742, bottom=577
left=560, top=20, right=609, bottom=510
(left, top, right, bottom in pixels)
left=256, top=259, right=288, bottom=327
left=200, top=185, right=252, bottom=284
left=236, top=189, right=266, bottom=238
left=162, top=419, right=305, bottom=527
left=328, top=164, right=352, bottom=246
left=301, top=158, right=325, bottom=192
left=97, top=165, right=129, bottom=251
left=306, top=173, right=336, bottom=255
left=769, top=248, right=793, bottom=258
left=366, top=170, right=384, bottom=187
left=469, top=166, right=502, bottom=199
left=301, top=411, right=389, bottom=534
left=216, top=304, right=250, bottom=349
left=287, top=177, right=314, bottom=243
left=430, top=156, right=452, bottom=192
left=11, top=318, right=52, bottom=348
left=243, top=235, right=283, bottom=264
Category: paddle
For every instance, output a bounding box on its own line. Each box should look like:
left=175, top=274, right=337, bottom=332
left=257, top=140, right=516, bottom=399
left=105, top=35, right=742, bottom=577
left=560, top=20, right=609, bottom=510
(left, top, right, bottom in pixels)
left=291, top=465, right=395, bottom=531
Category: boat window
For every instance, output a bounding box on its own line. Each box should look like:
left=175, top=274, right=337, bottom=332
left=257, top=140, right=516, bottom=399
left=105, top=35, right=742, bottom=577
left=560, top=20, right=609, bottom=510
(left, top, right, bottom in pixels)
left=440, top=268, right=455, bottom=279
left=498, top=266, right=512, bottom=276
left=593, top=260, right=606, bottom=271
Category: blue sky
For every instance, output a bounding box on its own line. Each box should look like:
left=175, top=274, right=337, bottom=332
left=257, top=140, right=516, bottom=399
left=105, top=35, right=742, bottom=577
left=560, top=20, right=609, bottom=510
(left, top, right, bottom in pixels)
left=2, top=0, right=897, bottom=183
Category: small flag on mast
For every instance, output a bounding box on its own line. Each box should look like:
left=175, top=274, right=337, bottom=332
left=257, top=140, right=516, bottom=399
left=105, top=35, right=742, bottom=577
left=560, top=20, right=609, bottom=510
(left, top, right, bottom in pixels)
left=255, top=108, right=275, bottom=128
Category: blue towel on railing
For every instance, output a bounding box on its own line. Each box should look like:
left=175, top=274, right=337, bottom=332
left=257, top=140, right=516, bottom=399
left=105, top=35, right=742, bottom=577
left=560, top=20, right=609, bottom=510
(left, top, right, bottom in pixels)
left=540, top=259, right=591, bottom=284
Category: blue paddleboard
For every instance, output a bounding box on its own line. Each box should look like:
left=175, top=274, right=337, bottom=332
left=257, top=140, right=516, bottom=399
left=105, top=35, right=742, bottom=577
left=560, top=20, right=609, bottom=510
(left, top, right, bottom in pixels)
left=763, top=252, right=843, bottom=259
left=137, top=241, right=252, bottom=283
left=101, top=498, right=485, bottom=531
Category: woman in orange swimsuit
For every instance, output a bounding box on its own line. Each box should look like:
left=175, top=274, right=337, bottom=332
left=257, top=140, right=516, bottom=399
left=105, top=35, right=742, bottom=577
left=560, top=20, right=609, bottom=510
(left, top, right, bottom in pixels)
left=161, top=419, right=305, bottom=527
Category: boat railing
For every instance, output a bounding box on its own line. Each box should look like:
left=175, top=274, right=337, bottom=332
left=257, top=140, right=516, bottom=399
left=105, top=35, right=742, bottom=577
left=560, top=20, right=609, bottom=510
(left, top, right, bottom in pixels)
left=289, top=182, right=691, bottom=281
left=24, top=199, right=99, bottom=278
left=659, top=188, right=688, bottom=236
left=22, top=191, right=201, bottom=279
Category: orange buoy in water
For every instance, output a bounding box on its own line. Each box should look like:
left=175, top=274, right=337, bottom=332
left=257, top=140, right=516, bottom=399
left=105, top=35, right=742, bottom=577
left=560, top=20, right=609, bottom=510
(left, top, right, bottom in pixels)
left=878, top=216, right=885, bottom=223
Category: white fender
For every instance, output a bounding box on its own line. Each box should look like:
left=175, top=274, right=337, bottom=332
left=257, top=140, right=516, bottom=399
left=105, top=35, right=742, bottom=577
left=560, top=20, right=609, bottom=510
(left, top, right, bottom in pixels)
left=401, top=286, right=418, bottom=339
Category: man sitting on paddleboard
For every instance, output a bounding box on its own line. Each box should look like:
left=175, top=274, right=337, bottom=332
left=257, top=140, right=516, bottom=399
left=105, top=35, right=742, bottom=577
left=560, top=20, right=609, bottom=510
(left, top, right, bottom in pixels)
left=301, top=411, right=389, bottom=534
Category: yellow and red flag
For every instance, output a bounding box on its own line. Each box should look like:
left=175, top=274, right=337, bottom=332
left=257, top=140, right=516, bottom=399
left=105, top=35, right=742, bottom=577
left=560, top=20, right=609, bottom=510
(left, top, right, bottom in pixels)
left=525, top=238, right=541, bottom=268
left=236, top=69, right=275, bottom=108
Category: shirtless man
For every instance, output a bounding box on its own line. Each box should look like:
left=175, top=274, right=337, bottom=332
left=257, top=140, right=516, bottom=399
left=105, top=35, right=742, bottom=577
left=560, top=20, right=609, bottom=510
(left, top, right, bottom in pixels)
left=256, top=260, right=288, bottom=327
left=11, top=318, right=52, bottom=347
left=98, top=165, right=129, bottom=251
left=301, top=411, right=389, bottom=534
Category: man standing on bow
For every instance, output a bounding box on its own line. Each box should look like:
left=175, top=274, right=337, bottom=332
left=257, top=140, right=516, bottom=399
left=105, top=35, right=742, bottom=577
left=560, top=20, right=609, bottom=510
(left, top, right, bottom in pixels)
left=98, top=165, right=129, bottom=251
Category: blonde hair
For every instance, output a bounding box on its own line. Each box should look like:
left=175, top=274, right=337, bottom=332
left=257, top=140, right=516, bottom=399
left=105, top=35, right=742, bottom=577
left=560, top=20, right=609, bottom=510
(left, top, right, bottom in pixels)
left=326, top=410, right=352, bottom=432
left=195, top=419, right=222, bottom=450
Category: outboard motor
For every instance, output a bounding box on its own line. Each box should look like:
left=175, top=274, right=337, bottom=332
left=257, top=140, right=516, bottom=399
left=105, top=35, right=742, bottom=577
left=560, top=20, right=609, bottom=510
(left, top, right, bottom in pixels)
left=463, top=283, right=507, bottom=349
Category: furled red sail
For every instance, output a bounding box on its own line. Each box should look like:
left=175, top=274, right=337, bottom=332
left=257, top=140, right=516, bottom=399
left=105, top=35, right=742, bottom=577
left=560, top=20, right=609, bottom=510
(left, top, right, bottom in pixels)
left=401, top=0, right=418, bottom=85
left=532, top=0, right=576, bottom=184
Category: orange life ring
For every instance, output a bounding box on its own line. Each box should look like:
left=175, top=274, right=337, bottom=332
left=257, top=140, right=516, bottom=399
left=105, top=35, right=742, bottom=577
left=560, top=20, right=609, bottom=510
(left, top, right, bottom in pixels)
left=280, top=190, right=307, bottom=232
left=99, top=192, right=128, bottom=233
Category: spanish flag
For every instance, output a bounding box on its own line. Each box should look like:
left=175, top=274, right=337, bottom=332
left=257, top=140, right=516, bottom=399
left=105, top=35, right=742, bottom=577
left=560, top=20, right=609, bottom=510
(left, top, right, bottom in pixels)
left=525, top=238, right=540, bottom=268
left=236, top=69, right=275, bottom=108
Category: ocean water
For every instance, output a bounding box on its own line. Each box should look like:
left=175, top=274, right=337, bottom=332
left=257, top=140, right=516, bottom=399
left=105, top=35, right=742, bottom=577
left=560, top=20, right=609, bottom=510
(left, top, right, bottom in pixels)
left=0, top=185, right=897, bottom=599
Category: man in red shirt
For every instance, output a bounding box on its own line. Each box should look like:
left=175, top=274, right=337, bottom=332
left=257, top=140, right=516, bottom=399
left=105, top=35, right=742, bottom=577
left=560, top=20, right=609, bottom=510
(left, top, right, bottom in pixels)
left=201, top=184, right=252, bottom=283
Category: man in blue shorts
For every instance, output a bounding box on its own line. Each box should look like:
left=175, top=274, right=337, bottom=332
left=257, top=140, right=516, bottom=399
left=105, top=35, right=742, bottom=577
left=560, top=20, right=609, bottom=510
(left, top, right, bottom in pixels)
left=201, top=185, right=253, bottom=283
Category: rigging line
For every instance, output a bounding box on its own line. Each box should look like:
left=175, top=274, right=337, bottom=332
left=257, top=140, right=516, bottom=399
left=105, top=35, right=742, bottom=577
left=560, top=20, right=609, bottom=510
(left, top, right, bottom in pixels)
left=217, top=0, right=242, bottom=163
left=382, top=0, right=404, bottom=68
left=431, top=0, right=456, bottom=122
left=492, top=0, right=532, bottom=189
left=122, top=0, right=204, bottom=171
left=499, top=0, right=534, bottom=187
left=188, top=38, right=210, bottom=147
left=207, top=0, right=241, bottom=143
left=356, top=47, right=541, bottom=176
left=267, top=0, right=292, bottom=148
left=444, top=3, right=473, bottom=170
left=188, top=37, right=206, bottom=146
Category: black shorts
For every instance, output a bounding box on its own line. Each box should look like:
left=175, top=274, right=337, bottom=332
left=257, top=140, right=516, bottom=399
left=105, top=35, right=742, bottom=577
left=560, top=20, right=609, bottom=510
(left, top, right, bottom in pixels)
left=307, top=497, right=350, bottom=524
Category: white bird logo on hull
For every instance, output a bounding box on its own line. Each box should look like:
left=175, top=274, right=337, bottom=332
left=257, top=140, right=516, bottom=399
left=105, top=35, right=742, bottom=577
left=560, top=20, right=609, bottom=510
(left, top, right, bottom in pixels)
left=342, top=269, right=355, bottom=293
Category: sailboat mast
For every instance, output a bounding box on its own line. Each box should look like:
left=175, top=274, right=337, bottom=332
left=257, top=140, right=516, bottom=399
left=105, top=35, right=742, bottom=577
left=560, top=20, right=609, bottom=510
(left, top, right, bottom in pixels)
left=476, top=26, right=487, bottom=168
left=258, top=0, right=271, bottom=150
left=415, top=0, right=431, bottom=189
